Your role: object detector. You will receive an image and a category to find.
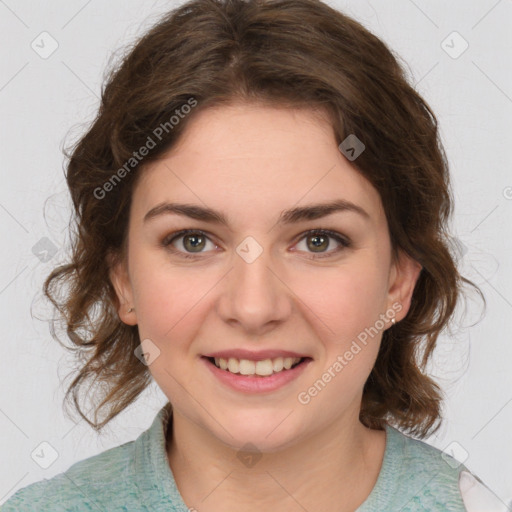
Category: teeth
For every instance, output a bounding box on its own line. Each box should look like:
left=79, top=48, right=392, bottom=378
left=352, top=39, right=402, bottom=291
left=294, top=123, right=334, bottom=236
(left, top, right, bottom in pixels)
left=273, top=358, right=284, bottom=372
left=239, top=359, right=255, bottom=375
left=256, top=359, right=274, bottom=376
left=213, top=356, right=303, bottom=376
left=227, top=358, right=239, bottom=374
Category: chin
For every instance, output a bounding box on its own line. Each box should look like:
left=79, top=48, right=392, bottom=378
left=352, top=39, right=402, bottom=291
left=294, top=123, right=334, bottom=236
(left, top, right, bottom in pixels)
left=213, top=416, right=302, bottom=453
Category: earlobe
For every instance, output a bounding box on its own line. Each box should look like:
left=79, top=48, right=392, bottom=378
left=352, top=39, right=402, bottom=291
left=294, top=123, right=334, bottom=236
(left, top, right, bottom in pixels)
left=107, top=251, right=137, bottom=325
left=387, top=250, right=422, bottom=322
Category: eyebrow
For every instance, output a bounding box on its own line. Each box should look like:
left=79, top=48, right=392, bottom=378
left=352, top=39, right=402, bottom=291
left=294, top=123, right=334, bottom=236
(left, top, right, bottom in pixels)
left=143, top=199, right=370, bottom=226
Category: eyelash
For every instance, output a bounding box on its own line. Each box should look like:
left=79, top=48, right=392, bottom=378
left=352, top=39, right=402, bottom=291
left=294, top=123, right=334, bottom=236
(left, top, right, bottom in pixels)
left=161, top=229, right=351, bottom=260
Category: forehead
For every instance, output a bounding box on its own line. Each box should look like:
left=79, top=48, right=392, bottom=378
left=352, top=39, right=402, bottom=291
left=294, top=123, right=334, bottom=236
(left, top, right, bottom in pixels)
left=131, top=104, right=385, bottom=227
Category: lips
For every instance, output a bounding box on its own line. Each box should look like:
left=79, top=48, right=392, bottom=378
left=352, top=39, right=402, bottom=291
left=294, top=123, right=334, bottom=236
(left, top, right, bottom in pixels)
left=202, top=349, right=310, bottom=361
left=200, top=348, right=313, bottom=392
left=208, top=355, right=304, bottom=376
left=202, top=354, right=312, bottom=393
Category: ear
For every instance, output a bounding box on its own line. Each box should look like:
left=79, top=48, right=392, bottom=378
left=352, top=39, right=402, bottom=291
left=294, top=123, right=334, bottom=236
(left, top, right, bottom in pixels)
left=386, top=249, right=422, bottom=322
left=107, top=250, right=137, bottom=326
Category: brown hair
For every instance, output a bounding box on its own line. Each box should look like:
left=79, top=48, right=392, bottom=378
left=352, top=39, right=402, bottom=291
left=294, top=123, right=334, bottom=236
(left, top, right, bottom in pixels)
left=44, top=0, right=484, bottom=437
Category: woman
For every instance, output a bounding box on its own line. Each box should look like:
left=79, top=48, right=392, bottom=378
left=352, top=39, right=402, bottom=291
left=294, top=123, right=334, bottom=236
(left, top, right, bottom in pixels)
left=2, top=0, right=503, bottom=510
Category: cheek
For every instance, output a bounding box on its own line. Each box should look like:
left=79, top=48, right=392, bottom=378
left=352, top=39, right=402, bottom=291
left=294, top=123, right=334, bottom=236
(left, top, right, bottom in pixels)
left=132, top=266, right=209, bottom=390
left=294, top=259, right=389, bottom=341
left=302, top=267, right=386, bottom=403
left=129, top=250, right=203, bottom=341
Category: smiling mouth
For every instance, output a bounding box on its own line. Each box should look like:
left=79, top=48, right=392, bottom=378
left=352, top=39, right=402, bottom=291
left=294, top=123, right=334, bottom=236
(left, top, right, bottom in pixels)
left=204, top=356, right=310, bottom=377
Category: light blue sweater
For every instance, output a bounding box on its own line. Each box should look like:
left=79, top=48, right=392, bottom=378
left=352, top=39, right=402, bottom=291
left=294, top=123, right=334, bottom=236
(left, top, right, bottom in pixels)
left=0, top=402, right=485, bottom=511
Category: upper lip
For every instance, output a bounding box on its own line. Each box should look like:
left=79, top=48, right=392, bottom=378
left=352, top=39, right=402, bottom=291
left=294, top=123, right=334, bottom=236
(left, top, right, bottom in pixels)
left=202, top=349, right=310, bottom=361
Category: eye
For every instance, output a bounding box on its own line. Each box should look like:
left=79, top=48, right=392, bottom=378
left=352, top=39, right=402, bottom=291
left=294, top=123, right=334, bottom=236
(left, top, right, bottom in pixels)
left=294, top=229, right=351, bottom=259
left=162, top=229, right=218, bottom=259
left=161, top=228, right=351, bottom=260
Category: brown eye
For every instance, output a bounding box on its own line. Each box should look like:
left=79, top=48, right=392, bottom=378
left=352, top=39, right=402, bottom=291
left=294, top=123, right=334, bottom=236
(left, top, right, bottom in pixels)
left=307, top=233, right=330, bottom=252
left=181, top=233, right=206, bottom=252
left=162, top=230, right=217, bottom=259
left=295, top=229, right=351, bottom=258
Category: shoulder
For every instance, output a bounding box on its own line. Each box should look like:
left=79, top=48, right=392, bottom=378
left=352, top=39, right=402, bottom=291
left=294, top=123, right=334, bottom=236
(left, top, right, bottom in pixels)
left=458, top=470, right=510, bottom=512
left=371, top=425, right=501, bottom=511
left=1, top=439, right=140, bottom=512
left=1, top=404, right=176, bottom=512
left=384, top=425, right=467, bottom=510
left=390, top=425, right=465, bottom=481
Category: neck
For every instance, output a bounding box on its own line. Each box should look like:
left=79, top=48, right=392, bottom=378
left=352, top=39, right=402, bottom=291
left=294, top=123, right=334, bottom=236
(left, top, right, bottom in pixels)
left=166, top=408, right=386, bottom=512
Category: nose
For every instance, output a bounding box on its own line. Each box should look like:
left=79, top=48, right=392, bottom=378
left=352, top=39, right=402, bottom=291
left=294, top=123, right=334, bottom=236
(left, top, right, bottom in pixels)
left=216, top=240, right=292, bottom=335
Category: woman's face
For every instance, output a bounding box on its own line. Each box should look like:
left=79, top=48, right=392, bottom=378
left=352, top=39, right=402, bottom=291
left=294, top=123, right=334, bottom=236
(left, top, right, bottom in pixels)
left=110, top=103, right=421, bottom=451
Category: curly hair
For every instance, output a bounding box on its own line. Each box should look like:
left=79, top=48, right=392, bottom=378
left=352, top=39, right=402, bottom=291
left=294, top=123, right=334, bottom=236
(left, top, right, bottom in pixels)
left=44, top=0, right=484, bottom=437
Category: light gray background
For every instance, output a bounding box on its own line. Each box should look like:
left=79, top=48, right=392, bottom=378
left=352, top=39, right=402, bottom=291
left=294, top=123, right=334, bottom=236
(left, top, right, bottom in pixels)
left=1, top=0, right=511, bottom=506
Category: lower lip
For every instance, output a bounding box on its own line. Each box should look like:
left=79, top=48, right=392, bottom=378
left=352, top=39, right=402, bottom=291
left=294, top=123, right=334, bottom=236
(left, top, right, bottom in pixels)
left=201, top=356, right=312, bottom=393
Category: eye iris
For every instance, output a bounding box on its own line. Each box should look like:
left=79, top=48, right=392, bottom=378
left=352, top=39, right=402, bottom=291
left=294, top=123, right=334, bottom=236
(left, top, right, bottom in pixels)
left=184, top=233, right=205, bottom=252
left=175, top=231, right=339, bottom=255
left=307, top=233, right=328, bottom=252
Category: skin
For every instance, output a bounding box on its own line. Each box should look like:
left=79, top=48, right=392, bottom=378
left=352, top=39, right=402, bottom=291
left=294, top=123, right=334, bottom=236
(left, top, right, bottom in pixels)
left=110, top=102, right=422, bottom=512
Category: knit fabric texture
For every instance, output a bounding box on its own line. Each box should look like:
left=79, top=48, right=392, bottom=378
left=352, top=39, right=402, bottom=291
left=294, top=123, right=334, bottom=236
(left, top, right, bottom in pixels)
left=1, top=402, right=482, bottom=511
